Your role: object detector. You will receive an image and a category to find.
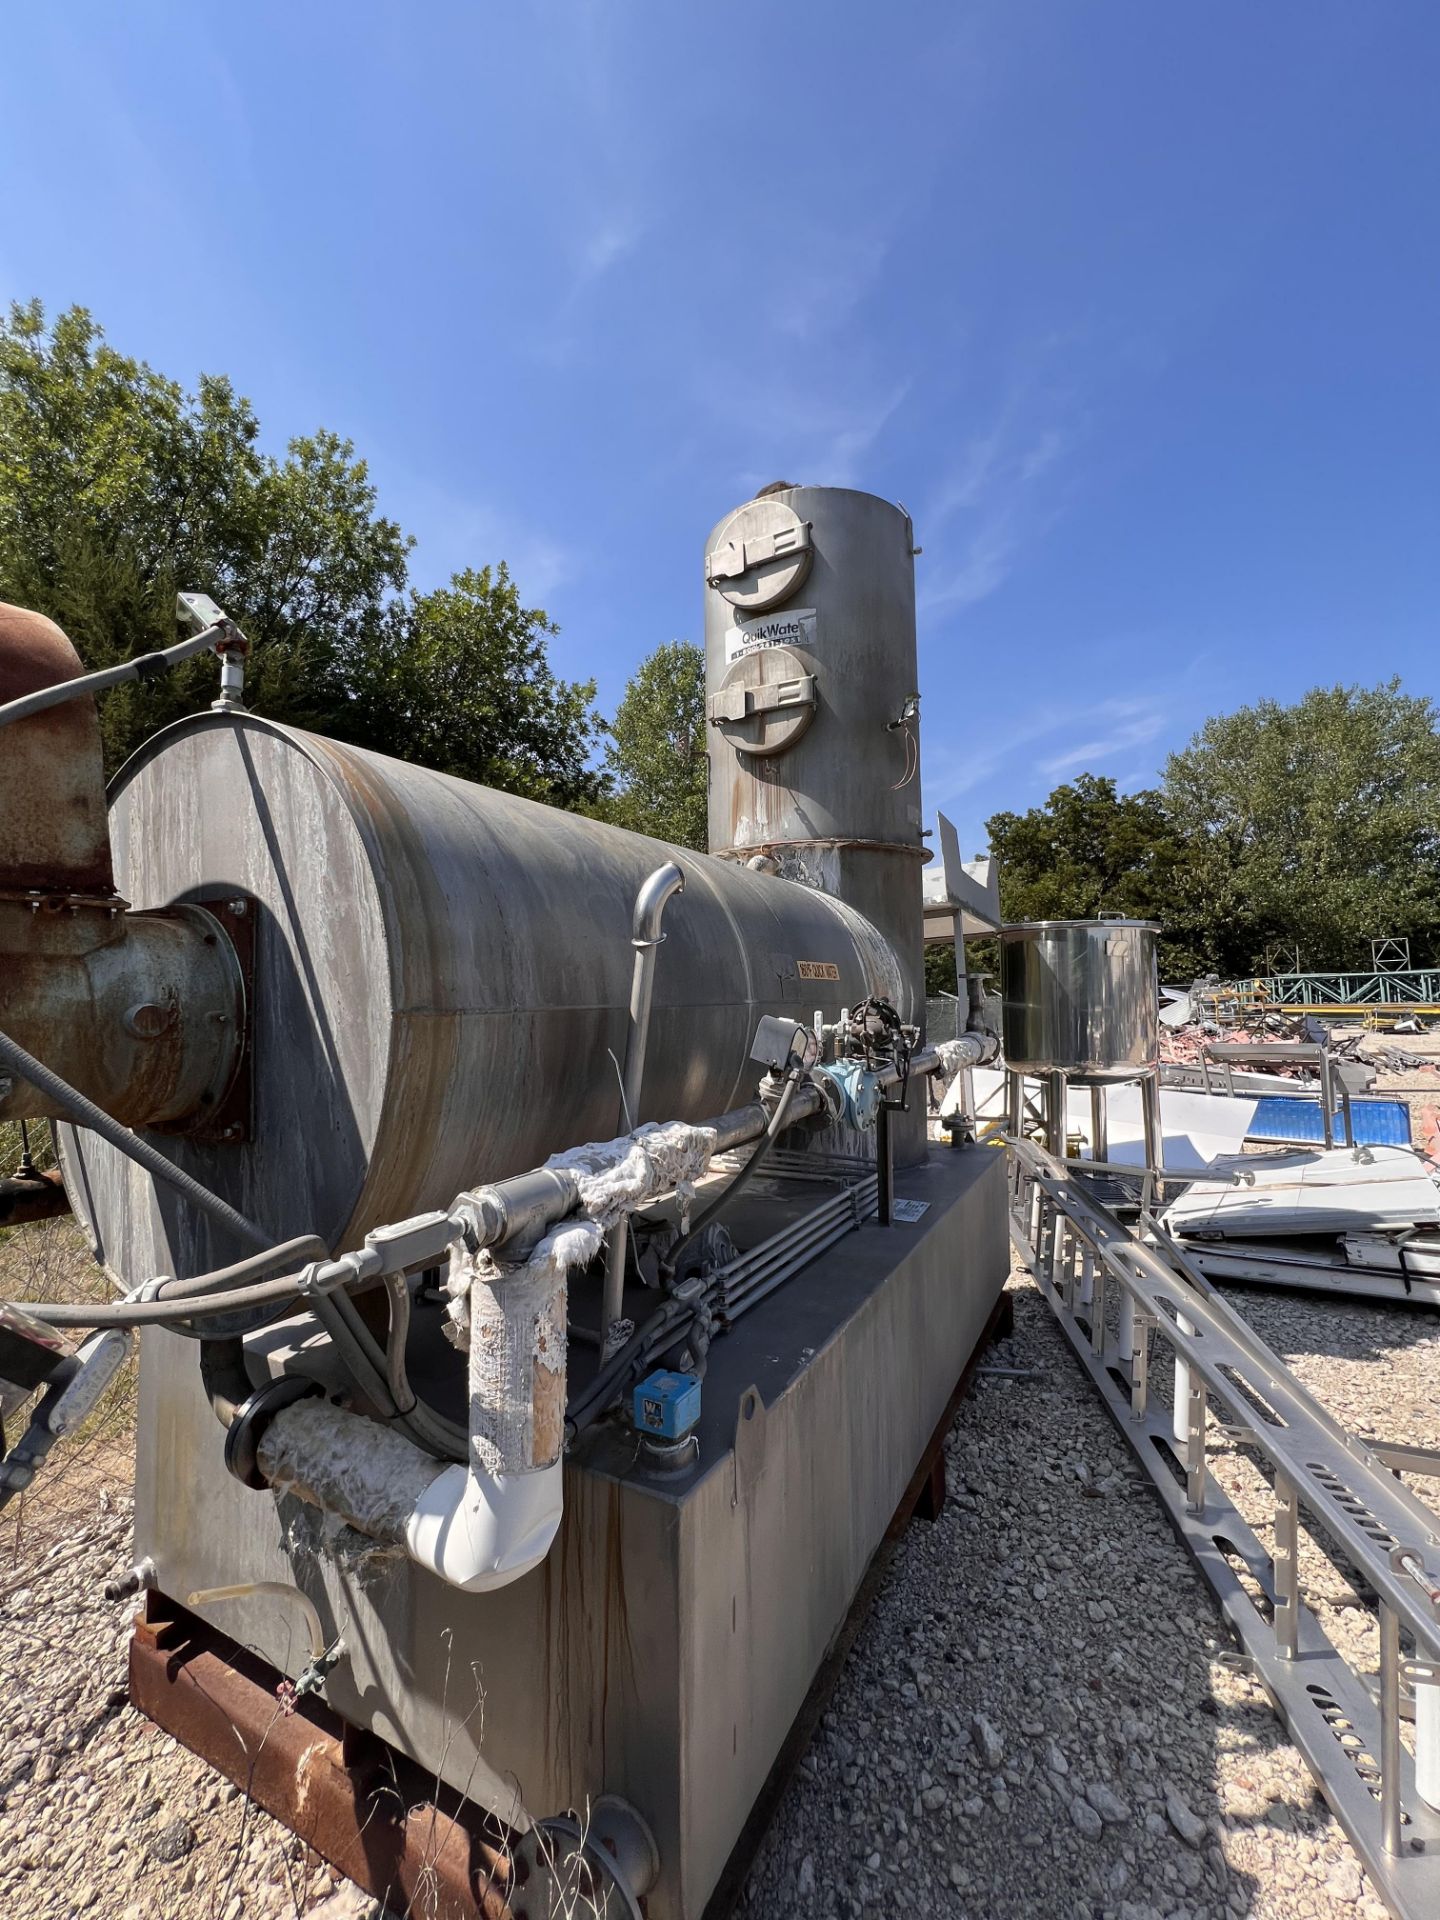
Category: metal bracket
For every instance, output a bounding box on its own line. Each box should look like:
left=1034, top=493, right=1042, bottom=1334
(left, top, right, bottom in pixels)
left=707, top=674, right=816, bottom=725
left=732, top=1384, right=767, bottom=1507
left=705, top=520, right=811, bottom=586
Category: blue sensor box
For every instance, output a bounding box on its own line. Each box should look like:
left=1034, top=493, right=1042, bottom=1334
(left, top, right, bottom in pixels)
left=633, top=1369, right=702, bottom=1439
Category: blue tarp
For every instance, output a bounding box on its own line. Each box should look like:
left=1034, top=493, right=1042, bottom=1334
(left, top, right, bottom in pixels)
left=1248, top=1096, right=1412, bottom=1147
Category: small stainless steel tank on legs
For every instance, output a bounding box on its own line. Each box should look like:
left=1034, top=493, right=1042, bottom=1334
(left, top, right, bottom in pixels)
left=1000, top=919, right=1159, bottom=1082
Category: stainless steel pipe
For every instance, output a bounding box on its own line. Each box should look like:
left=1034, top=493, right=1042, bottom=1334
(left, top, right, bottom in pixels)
left=603, top=863, right=685, bottom=1350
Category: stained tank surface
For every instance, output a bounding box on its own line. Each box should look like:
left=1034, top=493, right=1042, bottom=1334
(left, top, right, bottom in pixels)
left=703, top=486, right=929, bottom=1162
left=61, top=712, right=904, bottom=1288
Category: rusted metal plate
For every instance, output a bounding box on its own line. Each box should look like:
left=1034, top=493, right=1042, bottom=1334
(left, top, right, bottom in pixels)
left=0, top=602, right=115, bottom=893
left=0, top=1166, right=70, bottom=1226
left=129, top=1592, right=515, bottom=1920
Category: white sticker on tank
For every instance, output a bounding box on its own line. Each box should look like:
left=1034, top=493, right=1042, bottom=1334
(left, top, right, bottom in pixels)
left=723, top=607, right=817, bottom=665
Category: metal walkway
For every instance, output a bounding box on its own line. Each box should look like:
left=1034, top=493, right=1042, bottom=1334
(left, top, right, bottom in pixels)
left=1010, top=1136, right=1440, bottom=1920
left=1232, top=967, right=1440, bottom=1014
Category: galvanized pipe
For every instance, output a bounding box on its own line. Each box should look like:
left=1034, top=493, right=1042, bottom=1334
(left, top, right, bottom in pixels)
left=603, top=862, right=684, bottom=1350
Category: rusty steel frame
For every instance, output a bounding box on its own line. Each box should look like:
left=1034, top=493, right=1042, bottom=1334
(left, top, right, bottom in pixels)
left=129, top=1592, right=516, bottom=1920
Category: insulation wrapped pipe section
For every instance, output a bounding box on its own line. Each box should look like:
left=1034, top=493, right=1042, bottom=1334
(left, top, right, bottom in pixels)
left=253, top=1119, right=719, bottom=1592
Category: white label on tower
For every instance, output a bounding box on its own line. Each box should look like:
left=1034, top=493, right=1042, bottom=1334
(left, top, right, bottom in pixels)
left=723, top=607, right=817, bottom=665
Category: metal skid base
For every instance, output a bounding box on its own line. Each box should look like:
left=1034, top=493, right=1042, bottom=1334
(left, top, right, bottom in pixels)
left=130, top=1143, right=1009, bottom=1920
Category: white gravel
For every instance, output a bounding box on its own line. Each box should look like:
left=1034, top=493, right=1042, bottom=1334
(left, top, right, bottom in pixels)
left=3, top=1250, right=1437, bottom=1920
left=736, top=1257, right=1438, bottom=1920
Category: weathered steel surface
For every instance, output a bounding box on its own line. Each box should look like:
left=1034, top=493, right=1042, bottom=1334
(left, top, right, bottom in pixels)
left=0, top=605, right=247, bottom=1134
left=702, top=489, right=928, bottom=1163
left=700, top=1287, right=1015, bottom=1920
left=0, top=902, right=245, bottom=1129
left=0, top=602, right=114, bottom=893
left=129, top=1594, right=514, bottom=1919
left=129, top=1145, right=1010, bottom=1919
left=62, top=714, right=903, bottom=1287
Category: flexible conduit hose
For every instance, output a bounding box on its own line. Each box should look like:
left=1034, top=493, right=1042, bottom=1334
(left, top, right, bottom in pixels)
left=27, top=1270, right=310, bottom=1328
left=0, top=1028, right=271, bottom=1252
left=0, top=624, right=225, bottom=730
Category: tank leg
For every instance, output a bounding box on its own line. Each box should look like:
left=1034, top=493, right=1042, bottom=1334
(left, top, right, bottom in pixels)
left=1045, top=1071, right=1068, bottom=1159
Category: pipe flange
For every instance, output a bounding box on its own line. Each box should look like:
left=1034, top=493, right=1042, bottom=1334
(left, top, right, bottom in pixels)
left=224, top=1377, right=322, bottom=1489
left=507, top=1796, right=657, bottom=1920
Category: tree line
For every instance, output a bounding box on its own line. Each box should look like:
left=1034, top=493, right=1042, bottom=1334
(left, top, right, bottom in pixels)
left=984, top=678, right=1440, bottom=981
left=6, top=302, right=1435, bottom=985
left=0, top=301, right=706, bottom=840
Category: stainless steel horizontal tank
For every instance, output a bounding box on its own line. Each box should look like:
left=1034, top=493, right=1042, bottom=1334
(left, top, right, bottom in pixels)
left=61, top=713, right=903, bottom=1289
left=1000, top=919, right=1159, bottom=1083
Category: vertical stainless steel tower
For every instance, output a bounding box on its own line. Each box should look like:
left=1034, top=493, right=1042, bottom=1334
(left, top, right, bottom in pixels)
left=702, top=486, right=928, bottom=1160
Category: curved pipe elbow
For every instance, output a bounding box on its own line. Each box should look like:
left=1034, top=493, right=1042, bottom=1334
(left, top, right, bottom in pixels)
left=404, top=1459, right=564, bottom=1592
left=631, top=861, right=684, bottom=945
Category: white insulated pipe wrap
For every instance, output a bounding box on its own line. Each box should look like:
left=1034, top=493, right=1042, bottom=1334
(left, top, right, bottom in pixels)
left=257, top=1399, right=447, bottom=1542
left=253, top=1118, right=719, bottom=1589
left=446, top=1118, right=717, bottom=1478
left=463, top=1243, right=575, bottom=1477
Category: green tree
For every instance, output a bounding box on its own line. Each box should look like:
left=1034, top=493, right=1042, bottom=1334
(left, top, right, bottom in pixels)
left=985, top=774, right=1210, bottom=979
left=0, top=302, right=411, bottom=772
left=348, top=566, right=606, bottom=805
left=602, top=640, right=708, bottom=848
left=1163, top=682, right=1440, bottom=973
left=924, top=944, right=960, bottom=999
left=0, top=302, right=607, bottom=814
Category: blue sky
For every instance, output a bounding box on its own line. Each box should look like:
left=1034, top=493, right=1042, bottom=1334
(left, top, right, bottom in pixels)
left=2, top=3, right=1437, bottom=857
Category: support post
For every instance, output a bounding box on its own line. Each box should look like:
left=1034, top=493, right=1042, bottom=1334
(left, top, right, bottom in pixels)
left=1381, top=1603, right=1404, bottom=1855
left=877, top=1101, right=894, bottom=1227
left=1274, top=1478, right=1299, bottom=1661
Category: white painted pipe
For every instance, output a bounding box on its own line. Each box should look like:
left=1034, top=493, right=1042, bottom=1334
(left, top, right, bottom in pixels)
left=405, top=1459, right=564, bottom=1592
left=1416, top=1660, right=1440, bottom=1812
left=258, top=1399, right=564, bottom=1594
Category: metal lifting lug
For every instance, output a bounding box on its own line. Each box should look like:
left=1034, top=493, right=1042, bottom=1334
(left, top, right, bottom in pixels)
left=704, top=518, right=812, bottom=586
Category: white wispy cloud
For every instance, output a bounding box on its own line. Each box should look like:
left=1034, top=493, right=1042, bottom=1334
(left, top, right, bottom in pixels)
left=917, top=361, right=1081, bottom=613
left=730, top=378, right=913, bottom=493
left=769, top=232, right=891, bottom=343
left=1037, top=702, right=1169, bottom=776
left=924, top=695, right=1172, bottom=820
left=392, top=475, right=579, bottom=604
left=578, top=212, right=645, bottom=282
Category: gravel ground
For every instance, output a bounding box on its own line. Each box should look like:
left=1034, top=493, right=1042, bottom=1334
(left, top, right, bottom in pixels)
left=737, top=1257, right=1439, bottom=1920
left=3, top=1247, right=1437, bottom=1919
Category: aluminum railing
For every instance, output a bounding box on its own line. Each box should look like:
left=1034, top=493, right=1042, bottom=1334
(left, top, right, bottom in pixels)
left=1009, top=1133, right=1440, bottom=1920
